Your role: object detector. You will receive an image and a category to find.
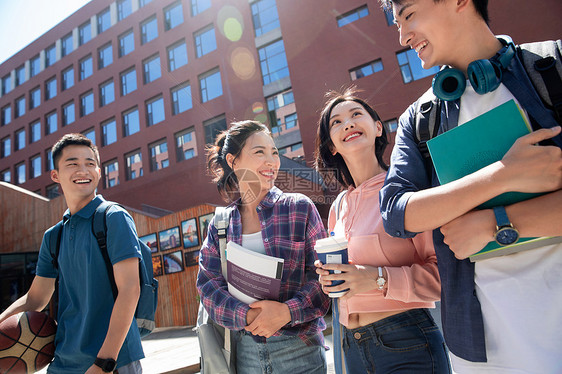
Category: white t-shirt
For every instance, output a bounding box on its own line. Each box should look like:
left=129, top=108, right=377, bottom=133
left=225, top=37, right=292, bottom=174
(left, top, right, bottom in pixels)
left=241, top=231, right=266, bottom=255
left=450, top=83, right=562, bottom=373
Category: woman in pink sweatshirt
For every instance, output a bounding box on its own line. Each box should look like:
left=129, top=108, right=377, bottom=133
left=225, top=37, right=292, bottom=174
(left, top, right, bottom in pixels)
left=314, top=89, right=450, bottom=373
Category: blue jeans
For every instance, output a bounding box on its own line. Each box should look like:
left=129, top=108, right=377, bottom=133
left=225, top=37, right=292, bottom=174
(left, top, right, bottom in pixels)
left=235, top=332, right=327, bottom=374
left=343, top=309, right=451, bottom=373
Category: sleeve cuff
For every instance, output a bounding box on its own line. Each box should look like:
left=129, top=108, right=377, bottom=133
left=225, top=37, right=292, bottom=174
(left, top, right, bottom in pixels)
left=285, top=298, right=302, bottom=327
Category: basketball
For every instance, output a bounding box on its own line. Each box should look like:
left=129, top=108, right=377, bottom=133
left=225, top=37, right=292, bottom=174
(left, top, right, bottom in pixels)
left=0, top=311, right=57, bottom=373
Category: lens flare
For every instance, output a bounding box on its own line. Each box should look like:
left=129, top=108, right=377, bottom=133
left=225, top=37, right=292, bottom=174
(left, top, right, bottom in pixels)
left=230, top=47, right=256, bottom=80
left=218, top=6, right=244, bottom=42
left=252, top=102, right=264, bottom=114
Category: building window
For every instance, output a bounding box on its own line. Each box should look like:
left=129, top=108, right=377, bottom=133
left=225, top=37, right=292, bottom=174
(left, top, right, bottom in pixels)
left=167, top=40, right=188, bottom=71
left=62, top=101, right=75, bottom=126
left=30, top=87, right=41, bottom=109
left=15, top=66, right=26, bottom=86
left=337, top=5, right=369, bottom=27
left=384, top=118, right=399, bottom=132
left=45, top=149, right=53, bottom=171
left=165, top=1, right=184, bottom=30
left=97, top=7, right=111, bottom=34
left=61, top=33, right=73, bottom=57
left=46, top=183, right=60, bottom=198
left=1, top=169, right=10, bottom=182
left=350, top=59, right=384, bottom=80
left=120, top=68, right=137, bottom=96
left=149, top=139, right=169, bottom=171
left=46, top=111, right=57, bottom=135
left=45, top=77, right=57, bottom=100
left=30, top=55, right=40, bottom=77
left=30, top=154, right=41, bottom=179
left=100, top=80, right=115, bottom=107
left=146, top=96, right=165, bottom=126
left=199, top=68, right=222, bottom=103
left=117, top=0, right=133, bottom=21
left=29, top=121, right=41, bottom=143
left=1, top=105, right=11, bottom=126
left=143, top=55, right=161, bottom=84
left=141, top=15, right=158, bottom=45
left=103, top=159, right=119, bottom=187
left=284, top=112, right=297, bottom=129
left=83, top=128, right=96, bottom=145
left=175, top=128, right=197, bottom=161
left=79, top=55, right=93, bottom=80
left=123, top=107, right=140, bottom=137
left=15, top=129, right=25, bottom=151
left=171, top=83, right=192, bottom=115
left=45, top=44, right=56, bottom=67
left=98, top=43, right=113, bottom=69
left=79, top=21, right=92, bottom=46
left=1, top=137, right=10, bottom=158
left=15, top=96, right=26, bottom=118
left=62, top=67, right=74, bottom=90
left=15, top=163, right=26, bottom=184
left=102, top=118, right=117, bottom=146
left=258, top=39, right=289, bottom=85
left=396, top=49, right=440, bottom=83
left=139, top=0, right=153, bottom=7
left=119, top=29, right=135, bottom=57
left=251, top=0, right=280, bottom=37
left=2, top=75, right=11, bottom=95
left=383, top=8, right=394, bottom=26
left=80, top=91, right=94, bottom=117
left=203, top=115, right=226, bottom=145
left=191, top=0, right=211, bottom=16
left=125, top=150, right=143, bottom=180
left=194, top=25, right=216, bottom=58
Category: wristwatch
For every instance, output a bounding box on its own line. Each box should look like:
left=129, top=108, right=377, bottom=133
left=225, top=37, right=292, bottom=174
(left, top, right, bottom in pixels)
left=376, top=267, right=386, bottom=290
left=94, top=357, right=117, bottom=373
left=493, top=206, right=520, bottom=246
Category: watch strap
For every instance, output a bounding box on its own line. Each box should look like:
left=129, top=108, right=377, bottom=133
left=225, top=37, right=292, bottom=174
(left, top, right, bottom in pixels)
left=493, top=206, right=510, bottom=227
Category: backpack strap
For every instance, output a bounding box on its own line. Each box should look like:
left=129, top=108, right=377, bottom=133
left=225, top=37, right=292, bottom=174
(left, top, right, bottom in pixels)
left=49, top=221, right=64, bottom=271
left=333, top=190, right=348, bottom=223
left=92, top=201, right=120, bottom=300
left=414, top=87, right=441, bottom=179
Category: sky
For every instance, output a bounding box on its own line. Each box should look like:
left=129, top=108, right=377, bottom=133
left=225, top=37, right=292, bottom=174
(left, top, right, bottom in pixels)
left=0, top=0, right=92, bottom=64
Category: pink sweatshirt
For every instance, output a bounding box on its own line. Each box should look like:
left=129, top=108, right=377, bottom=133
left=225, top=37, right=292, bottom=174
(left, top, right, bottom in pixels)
left=329, top=172, right=441, bottom=326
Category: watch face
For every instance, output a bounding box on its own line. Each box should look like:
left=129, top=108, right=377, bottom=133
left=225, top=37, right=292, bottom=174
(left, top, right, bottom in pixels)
left=495, top=227, right=519, bottom=246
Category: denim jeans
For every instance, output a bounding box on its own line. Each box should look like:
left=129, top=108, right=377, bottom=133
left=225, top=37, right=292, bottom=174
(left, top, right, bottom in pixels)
left=343, top=309, right=451, bottom=373
left=235, top=332, right=327, bottom=374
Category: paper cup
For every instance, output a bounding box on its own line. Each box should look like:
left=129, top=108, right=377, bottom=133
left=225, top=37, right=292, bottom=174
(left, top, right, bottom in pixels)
left=314, top=236, right=349, bottom=298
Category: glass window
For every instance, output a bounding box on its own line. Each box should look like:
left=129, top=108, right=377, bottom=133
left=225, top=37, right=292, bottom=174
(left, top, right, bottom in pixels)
left=117, top=0, right=133, bottom=21
left=83, top=128, right=96, bottom=145
left=146, top=96, right=165, bottom=126
left=167, top=40, right=188, bottom=71
left=15, top=66, right=25, bottom=86
left=120, top=68, right=137, bottom=96
left=1, top=105, right=11, bottom=126
left=350, top=59, right=384, bottom=80
left=251, top=0, right=280, bottom=37
left=45, top=44, right=56, bottom=67
left=165, top=1, right=184, bottom=30
left=384, top=118, right=399, bottom=132
left=123, top=107, right=140, bottom=137
left=62, top=33, right=73, bottom=57
left=337, top=5, right=369, bottom=27
left=46, top=111, right=57, bottom=135
left=15, top=96, right=26, bottom=118
left=284, top=112, right=297, bottom=129
left=62, top=67, right=74, bottom=90
left=30, top=154, right=41, bottom=179
left=199, top=68, right=222, bottom=103
left=139, top=0, right=153, bottom=7
left=46, top=183, right=60, bottom=198
left=102, top=118, right=117, bottom=146
left=143, top=55, right=161, bottom=84
left=45, top=149, right=54, bottom=171
left=30, top=87, right=41, bottom=109
left=30, top=55, right=40, bottom=77
left=141, top=16, right=158, bottom=45
left=80, top=91, right=94, bottom=117
left=1, top=169, right=10, bottom=182
left=203, top=115, right=226, bottom=144
left=175, top=128, right=197, bottom=161
left=79, top=21, right=92, bottom=46
left=258, top=39, right=289, bottom=85
left=396, top=49, right=440, bottom=83
left=194, top=25, right=216, bottom=58
left=103, top=159, right=119, bottom=187
left=191, top=0, right=211, bottom=16
left=2, top=75, right=11, bottom=95
left=97, top=7, right=111, bottom=34
left=171, top=83, right=192, bottom=115
left=29, top=121, right=41, bottom=143
left=15, top=129, right=25, bottom=151
left=100, top=80, right=115, bottom=107
left=149, top=139, right=169, bottom=171
left=62, top=101, right=75, bottom=126
left=1, top=137, right=10, bottom=158
left=98, top=43, right=113, bottom=69
left=45, top=77, right=57, bottom=100
left=125, top=150, right=143, bottom=180
left=119, top=29, right=135, bottom=57
left=15, top=163, right=26, bottom=184
left=79, top=55, right=93, bottom=80
left=383, top=8, right=394, bottom=26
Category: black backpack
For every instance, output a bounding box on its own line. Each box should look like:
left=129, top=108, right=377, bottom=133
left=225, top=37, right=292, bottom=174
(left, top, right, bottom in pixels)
left=49, top=200, right=158, bottom=337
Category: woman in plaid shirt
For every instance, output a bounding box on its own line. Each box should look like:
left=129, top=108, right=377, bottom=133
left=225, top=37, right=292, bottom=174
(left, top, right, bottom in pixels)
left=197, top=120, right=330, bottom=374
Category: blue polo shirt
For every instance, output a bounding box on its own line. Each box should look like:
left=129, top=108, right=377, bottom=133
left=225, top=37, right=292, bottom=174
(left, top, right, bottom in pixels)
left=36, top=195, right=144, bottom=373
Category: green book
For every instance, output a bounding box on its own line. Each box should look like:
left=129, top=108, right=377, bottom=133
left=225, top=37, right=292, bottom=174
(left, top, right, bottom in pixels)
left=427, top=99, right=561, bottom=261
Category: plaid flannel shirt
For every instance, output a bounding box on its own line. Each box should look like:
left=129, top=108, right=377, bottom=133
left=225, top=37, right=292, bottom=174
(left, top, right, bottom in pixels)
left=197, top=187, right=330, bottom=346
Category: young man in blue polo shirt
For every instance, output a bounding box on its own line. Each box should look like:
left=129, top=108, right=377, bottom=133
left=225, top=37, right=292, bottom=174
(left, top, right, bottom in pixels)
left=378, top=0, right=562, bottom=372
left=0, top=133, right=144, bottom=373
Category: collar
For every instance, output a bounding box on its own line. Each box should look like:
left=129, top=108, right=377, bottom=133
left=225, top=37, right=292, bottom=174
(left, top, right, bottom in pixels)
left=63, top=195, right=106, bottom=223
left=347, top=172, right=387, bottom=195
left=228, top=186, right=283, bottom=211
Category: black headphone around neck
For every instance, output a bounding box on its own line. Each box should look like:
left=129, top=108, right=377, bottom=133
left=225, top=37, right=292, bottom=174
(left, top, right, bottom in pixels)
left=432, top=36, right=516, bottom=101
